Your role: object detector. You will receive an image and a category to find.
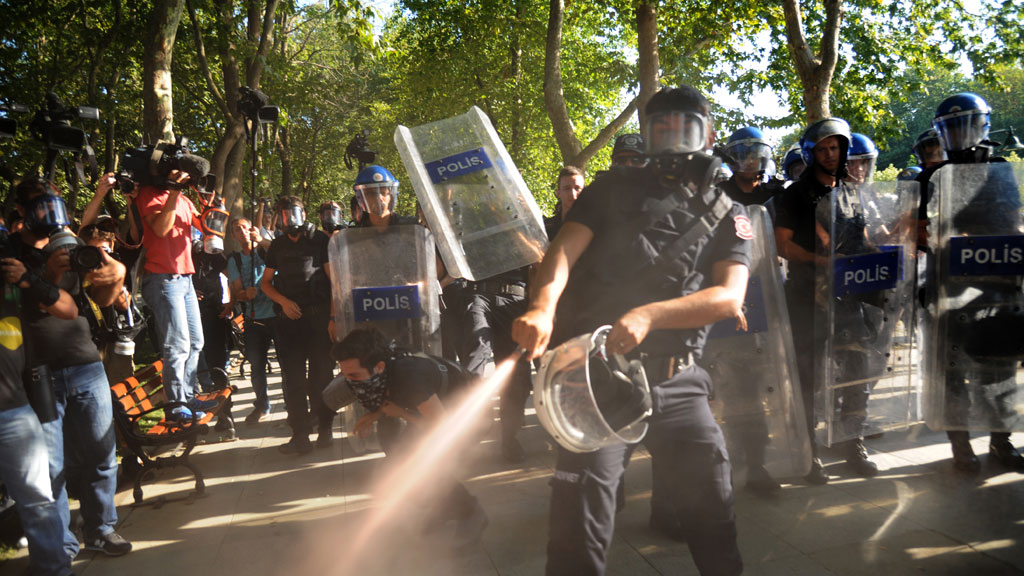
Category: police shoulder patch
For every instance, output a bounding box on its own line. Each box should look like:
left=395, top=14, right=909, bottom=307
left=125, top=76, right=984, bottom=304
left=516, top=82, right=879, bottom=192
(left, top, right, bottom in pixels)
left=734, top=215, right=753, bottom=240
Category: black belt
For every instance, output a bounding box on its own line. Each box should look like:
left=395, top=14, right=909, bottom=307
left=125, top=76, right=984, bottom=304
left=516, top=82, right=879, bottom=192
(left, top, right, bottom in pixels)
left=473, top=280, right=526, bottom=299
left=641, top=352, right=696, bottom=383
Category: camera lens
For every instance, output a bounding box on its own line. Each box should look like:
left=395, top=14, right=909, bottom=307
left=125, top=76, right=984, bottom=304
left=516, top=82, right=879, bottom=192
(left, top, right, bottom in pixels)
left=72, top=245, right=103, bottom=271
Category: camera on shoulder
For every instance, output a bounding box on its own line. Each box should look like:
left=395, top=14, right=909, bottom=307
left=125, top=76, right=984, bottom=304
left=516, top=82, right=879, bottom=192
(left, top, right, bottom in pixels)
left=116, top=136, right=212, bottom=194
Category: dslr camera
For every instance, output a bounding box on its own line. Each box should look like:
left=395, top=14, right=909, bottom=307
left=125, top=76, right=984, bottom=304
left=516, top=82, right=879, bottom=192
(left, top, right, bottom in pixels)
left=47, top=229, right=105, bottom=273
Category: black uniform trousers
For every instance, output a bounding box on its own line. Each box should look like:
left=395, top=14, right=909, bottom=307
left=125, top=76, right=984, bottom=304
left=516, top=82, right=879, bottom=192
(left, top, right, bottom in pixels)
left=274, top=310, right=334, bottom=438
left=546, top=365, right=742, bottom=576
left=461, top=291, right=531, bottom=440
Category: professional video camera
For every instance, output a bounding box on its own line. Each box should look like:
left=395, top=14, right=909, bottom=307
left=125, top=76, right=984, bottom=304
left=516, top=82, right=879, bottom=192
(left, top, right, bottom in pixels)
left=28, top=93, right=99, bottom=153
left=116, top=136, right=212, bottom=193
left=344, top=130, right=376, bottom=170
left=0, top=102, right=29, bottom=141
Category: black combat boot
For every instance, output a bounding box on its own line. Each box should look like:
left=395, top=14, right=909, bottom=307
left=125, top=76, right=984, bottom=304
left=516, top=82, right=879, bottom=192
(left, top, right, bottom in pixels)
left=947, top=431, right=980, bottom=473
left=845, top=438, right=878, bottom=477
left=989, top=432, right=1024, bottom=469
left=746, top=464, right=781, bottom=497
left=804, top=457, right=829, bottom=485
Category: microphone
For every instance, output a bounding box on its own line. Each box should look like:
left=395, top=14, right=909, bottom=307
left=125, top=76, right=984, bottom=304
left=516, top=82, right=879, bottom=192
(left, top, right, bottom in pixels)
left=177, top=154, right=210, bottom=181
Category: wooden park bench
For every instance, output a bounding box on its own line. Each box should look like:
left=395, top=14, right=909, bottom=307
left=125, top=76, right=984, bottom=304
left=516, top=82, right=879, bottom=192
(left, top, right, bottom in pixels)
left=110, top=360, right=236, bottom=506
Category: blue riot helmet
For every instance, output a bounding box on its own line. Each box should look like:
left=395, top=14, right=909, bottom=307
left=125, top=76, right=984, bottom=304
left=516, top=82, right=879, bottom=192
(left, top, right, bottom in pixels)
left=912, top=128, right=947, bottom=167
left=643, top=86, right=712, bottom=157
left=933, top=92, right=991, bottom=152
left=723, top=127, right=773, bottom=176
left=353, top=165, right=399, bottom=219
left=799, top=117, right=851, bottom=178
left=782, top=144, right=806, bottom=181
left=897, top=166, right=922, bottom=181
left=846, top=133, right=879, bottom=185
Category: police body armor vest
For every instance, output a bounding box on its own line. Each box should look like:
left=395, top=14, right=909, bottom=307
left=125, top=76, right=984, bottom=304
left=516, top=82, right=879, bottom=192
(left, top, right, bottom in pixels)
left=555, top=156, right=732, bottom=355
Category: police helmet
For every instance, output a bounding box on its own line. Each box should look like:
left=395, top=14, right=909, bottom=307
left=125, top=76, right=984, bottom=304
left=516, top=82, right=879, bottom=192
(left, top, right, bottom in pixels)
left=933, top=92, right=990, bottom=152
left=799, top=117, right=851, bottom=175
left=353, top=165, right=399, bottom=218
left=897, top=166, right=922, bottom=181
left=723, top=127, right=772, bottom=175
left=643, top=86, right=712, bottom=156
left=913, top=128, right=942, bottom=166
left=782, top=144, right=805, bottom=181
left=847, top=133, right=878, bottom=184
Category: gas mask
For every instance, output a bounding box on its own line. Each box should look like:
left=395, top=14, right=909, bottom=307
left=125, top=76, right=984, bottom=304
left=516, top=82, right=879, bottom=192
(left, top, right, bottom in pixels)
left=280, top=204, right=307, bottom=235
left=25, top=193, right=71, bottom=237
left=200, top=198, right=229, bottom=254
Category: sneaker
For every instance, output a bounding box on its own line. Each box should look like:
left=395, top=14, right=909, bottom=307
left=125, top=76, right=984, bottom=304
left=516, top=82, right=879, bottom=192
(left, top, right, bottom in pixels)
left=167, top=407, right=205, bottom=424
left=214, top=416, right=234, bottom=432
left=452, top=499, right=488, bottom=550
left=84, top=531, right=132, bottom=557
left=188, top=397, right=220, bottom=412
left=278, top=437, right=313, bottom=455
left=245, top=406, right=270, bottom=425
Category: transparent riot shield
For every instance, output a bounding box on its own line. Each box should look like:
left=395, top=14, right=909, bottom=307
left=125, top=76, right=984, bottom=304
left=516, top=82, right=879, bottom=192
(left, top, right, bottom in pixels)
left=534, top=326, right=652, bottom=453
left=328, top=224, right=441, bottom=355
left=922, top=162, right=1024, bottom=432
left=395, top=106, right=548, bottom=281
left=815, top=180, right=920, bottom=446
left=702, top=206, right=812, bottom=479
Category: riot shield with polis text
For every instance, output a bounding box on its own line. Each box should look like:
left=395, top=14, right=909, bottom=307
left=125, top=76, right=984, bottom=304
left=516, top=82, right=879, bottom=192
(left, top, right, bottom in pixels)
left=922, top=162, right=1024, bottom=432
left=815, top=180, right=920, bottom=446
left=328, top=224, right=441, bottom=355
left=394, top=106, right=549, bottom=281
left=702, top=205, right=812, bottom=479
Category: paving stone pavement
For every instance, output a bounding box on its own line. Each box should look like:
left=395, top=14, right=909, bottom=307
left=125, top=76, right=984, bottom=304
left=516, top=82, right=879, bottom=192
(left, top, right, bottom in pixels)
left=4, top=353, right=1024, bottom=576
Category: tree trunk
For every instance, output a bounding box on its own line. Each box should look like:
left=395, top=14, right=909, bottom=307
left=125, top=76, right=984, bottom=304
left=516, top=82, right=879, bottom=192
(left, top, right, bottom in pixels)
left=277, top=124, right=292, bottom=197
left=142, top=0, right=185, bottom=143
left=509, top=0, right=525, bottom=160
left=544, top=0, right=637, bottom=169
left=781, top=0, right=842, bottom=124
left=636, top=1, right=660, bottom=134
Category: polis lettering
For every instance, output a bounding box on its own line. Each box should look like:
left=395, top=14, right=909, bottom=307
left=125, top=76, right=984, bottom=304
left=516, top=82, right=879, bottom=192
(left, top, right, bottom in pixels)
left=361, top=294, right=412, bottom=312
left=844, top=264, right=891, bottom=287
left=436, top=155, right=484, bottom=178
left=959, top=245, right=1024, bottom=266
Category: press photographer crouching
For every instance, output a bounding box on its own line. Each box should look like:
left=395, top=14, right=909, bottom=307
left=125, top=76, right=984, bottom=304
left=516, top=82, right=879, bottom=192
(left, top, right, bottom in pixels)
left=6, top=177, right=132, bottom=559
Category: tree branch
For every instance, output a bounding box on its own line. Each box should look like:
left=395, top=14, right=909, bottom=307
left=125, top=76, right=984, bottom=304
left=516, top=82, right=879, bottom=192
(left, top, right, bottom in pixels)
left=186, top=0, right=231, bottom=118
left=544, top=0, right=583, bottom=163
left=781, top=0, right=816, bottom=78
left=575, top=97, right=639, bottom=165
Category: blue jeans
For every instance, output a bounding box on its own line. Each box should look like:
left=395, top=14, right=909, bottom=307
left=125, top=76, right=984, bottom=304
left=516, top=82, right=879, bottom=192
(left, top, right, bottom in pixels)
left=0, top=404, right=73, bottom=576
left=245, top=318, right=275, bottom=410
left=142, top=273, right=204, bottom=404
left=41, top=361, right=119, bottom=558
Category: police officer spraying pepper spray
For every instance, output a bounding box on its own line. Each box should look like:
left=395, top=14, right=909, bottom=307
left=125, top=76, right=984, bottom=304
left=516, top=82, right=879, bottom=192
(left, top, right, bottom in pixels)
left=513, top=85, right=747, bottom=576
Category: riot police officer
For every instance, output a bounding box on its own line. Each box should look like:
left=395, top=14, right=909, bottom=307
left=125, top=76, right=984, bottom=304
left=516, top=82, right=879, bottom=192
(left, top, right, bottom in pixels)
left=774, top=118, right=881, bottom=483
left=261, top=196, right=335, bottom=454
left=719, top=126, right=781, bottom=206
left=782, top=143, right=806, bottom=184
left=846, top=133, right=879, bottom=186
left=917, top=92, right=1024, bottom=472
left=513, top=84, right=746, bottom=576
left=913, top=128, right=947, bottom=169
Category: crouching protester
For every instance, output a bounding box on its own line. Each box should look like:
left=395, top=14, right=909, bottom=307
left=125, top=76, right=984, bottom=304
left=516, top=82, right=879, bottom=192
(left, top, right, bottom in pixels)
left=11, top=177, right=131, bottom=559
left=512, top=85, right=747, bottom=576
left=330, top=324, right=489, bottom=548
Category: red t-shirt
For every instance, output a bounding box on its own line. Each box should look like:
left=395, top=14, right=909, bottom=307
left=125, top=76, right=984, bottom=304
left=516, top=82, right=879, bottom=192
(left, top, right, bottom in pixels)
left=136, top=186, right=198, bottom=275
